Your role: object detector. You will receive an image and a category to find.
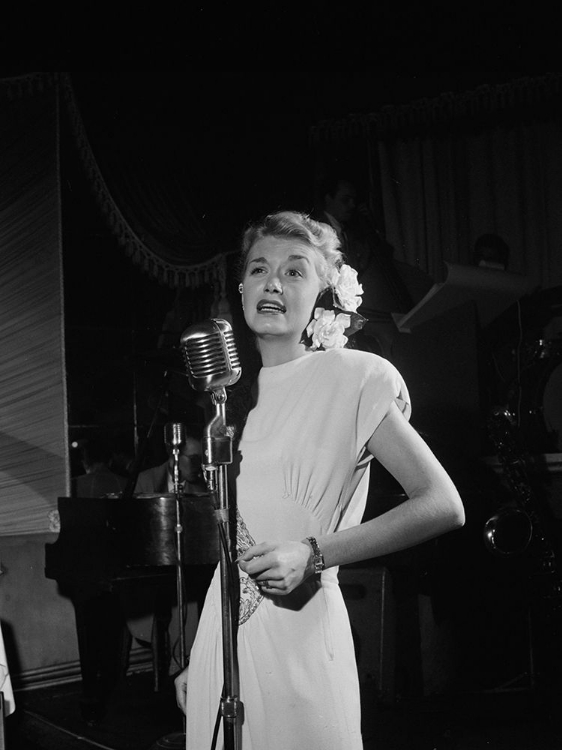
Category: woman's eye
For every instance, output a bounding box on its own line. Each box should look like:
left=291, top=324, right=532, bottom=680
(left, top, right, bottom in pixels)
left=249, top=267, right=265, bottom=275
left=286, top=268, right=303, bottom=277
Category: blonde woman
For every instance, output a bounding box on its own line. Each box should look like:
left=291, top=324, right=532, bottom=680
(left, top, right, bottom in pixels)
left=175, top=211, right=465, bottom=749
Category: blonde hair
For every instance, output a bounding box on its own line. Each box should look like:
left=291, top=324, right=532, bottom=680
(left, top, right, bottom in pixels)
left=239, top=210, right=343, bottom=288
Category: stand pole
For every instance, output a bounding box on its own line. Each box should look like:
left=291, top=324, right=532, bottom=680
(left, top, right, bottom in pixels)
left=149, top=436, right=189, bottom=750
left=203, top=390, right=243, bottom=750
left=171, top=445, right=187, bottom=671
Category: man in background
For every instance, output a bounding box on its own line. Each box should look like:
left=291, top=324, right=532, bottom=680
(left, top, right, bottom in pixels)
left=73, top=436, right=128, bottom=498
left=134, top=428, right=206, bottom=496
left=127, top=423, right=213, bottom=679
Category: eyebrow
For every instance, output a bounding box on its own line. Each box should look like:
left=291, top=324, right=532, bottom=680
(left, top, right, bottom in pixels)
left=248, top=254, right=311, bottom=265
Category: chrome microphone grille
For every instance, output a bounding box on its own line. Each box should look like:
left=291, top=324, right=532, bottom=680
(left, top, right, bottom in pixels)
left=180, top=319, right=241, bottom=392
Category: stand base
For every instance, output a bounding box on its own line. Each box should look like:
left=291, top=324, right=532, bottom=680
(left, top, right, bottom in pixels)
left=149, top=731, right=186, bottom=749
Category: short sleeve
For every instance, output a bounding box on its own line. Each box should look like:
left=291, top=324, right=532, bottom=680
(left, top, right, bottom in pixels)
left=355, top=354, right=411, bottom=453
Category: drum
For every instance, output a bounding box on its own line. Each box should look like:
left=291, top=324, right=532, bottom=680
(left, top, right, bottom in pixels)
left=116, top=493, right=220, bottom=567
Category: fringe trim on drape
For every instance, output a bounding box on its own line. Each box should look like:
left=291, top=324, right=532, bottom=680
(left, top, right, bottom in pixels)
left=58, top=72, right=228, bottom=291
left=0, top=71, right=57, bottom=100
left=311, top=73, right=562, bottom=143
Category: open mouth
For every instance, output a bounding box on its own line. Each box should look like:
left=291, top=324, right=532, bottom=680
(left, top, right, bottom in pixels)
left=257, top=300, right=286, bottom=313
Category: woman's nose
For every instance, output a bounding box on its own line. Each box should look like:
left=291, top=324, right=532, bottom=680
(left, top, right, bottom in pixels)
left=264, top=275, right=283, bottom=293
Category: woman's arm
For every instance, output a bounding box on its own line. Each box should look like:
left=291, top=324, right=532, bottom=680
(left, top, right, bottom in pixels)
left=238, top=402, right=465, bottom=593
left=317, top=401, right=465, bottom=568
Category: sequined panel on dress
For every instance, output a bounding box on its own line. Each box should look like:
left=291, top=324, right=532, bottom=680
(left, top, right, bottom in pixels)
left=236, top=509, right=264, bottom=625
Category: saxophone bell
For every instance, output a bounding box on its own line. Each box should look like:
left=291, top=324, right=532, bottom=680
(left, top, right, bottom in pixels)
left=483, top=506, right=533, bottom=557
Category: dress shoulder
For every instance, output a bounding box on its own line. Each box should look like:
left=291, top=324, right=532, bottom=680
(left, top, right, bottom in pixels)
left=319, top=348, right=411, bottom=421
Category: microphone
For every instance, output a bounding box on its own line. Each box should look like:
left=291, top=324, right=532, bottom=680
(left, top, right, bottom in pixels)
left=164, top=422, right=186, bottom=451
left=180, top=319, right=242, bottom=394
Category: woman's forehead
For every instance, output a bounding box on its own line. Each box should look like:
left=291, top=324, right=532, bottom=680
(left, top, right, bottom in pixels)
left=247, top=236, right=318, bottom=264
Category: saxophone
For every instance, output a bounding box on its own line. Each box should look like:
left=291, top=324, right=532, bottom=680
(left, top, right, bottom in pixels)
left=486, top=407, right=562, bottom=609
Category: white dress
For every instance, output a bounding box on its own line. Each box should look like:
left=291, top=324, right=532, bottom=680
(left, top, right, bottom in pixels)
left=184, top=348, right=410, bottom=750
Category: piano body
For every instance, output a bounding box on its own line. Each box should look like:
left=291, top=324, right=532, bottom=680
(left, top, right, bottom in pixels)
left=45, top=494, right=219, bottom=718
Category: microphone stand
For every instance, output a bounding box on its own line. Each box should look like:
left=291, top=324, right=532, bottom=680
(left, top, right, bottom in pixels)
left=150, top=428, right=189, bottom=750
left=170, top=442, right=187, bottom=672
left=203, top=386, right=243, bottom=750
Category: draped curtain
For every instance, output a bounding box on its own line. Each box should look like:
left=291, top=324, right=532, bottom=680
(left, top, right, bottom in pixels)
left=60, top=72, right=232, bottom=304
left=0, top=72, right=231, bottom=535
left=312, top=74, right=562, bottom=292
left=0, top=75, right=69, bottom=535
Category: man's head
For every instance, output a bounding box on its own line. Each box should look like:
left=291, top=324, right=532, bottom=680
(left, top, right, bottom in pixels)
left=323, top=179, right=357, bottom=225
left=175, top=436, right=203, bottom=484
left=81, top=436, right=111, bottom=473
left=473, top=233, right=510, bottom=270
left=165, top=426, right=203, bottom=485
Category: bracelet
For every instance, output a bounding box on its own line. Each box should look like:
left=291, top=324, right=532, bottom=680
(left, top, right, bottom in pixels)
left=306, top=536, right=325, bottom=574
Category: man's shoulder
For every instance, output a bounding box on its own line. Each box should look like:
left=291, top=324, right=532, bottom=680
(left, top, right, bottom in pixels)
left=135, top=462, right=168, bottom=493
left=139, top=461, right=167, bottom=475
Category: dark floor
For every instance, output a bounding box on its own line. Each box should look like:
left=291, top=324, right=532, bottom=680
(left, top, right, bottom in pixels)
left=5, top=670, right=562, bottom=750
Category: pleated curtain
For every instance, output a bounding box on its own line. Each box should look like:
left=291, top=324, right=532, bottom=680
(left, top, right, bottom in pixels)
left=0, top=76, right=69, bottom=535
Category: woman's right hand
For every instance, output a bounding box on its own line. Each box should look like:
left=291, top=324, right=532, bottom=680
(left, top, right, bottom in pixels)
left=174, top=666, right=189, bottom=714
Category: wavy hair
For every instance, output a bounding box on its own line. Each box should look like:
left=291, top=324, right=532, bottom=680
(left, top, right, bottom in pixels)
left=239, top=210, right=343, bottom=288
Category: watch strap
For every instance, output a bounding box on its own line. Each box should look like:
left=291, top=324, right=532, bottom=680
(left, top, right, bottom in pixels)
left=306, top=536, right=325, bottom=574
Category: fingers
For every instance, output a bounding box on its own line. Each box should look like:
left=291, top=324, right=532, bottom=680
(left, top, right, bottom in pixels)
left=258, top=578, right=276, bottom=592
left=239, top=540, right=310, bottom=591
left=238, top=548, right=274, bottom=577
left=258, top=578, right=285, bottom=596
left=174, top=668, right=189, bottom=714
left=237, top=541, right=270, bottom=564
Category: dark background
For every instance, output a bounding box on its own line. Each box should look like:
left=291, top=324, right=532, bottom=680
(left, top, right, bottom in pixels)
left=3, top=16, right=562, bottom=716
left=50, top=68, right=556, bottom=470
left=51, top=71, right=562, bottom=696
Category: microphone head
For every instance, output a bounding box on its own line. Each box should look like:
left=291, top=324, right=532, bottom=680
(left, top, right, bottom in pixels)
left=164, top=422, right=186, bottom=450
left=180, top=319, right=242, bottom=393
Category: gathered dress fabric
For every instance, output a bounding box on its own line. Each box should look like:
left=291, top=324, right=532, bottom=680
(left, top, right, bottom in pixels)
left=184, top=348, right=411, bottom=750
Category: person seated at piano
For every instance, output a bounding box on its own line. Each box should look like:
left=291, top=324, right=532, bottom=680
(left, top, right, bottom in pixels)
left=134, top=426, right=207, bottom=496
left=72, top=436, right=128, bottom=498
left=127, top=424, right=212, bottom=674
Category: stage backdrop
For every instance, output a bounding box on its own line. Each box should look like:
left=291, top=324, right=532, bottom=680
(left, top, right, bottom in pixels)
left=312, top=73, right=562, bottom=292
left=0, top=75, right=69, bottom=535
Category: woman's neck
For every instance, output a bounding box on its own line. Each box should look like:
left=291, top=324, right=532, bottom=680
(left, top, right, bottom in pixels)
left=257, top=337, right=310, bottom=367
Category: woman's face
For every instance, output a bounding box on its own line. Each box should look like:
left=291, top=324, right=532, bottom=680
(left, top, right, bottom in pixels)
left=241, top=236, right=324, bottom=344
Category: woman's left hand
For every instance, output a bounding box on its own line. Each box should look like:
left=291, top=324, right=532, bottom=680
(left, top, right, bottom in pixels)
left=237, top=540, right=313, bottom=595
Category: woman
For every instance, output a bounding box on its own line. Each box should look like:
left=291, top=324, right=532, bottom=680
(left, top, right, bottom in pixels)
left=175, top=211, right=465, bottom=749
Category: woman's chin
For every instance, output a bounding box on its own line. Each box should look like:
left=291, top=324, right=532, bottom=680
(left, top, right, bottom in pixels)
left=250, top=317, right=288, bottom=336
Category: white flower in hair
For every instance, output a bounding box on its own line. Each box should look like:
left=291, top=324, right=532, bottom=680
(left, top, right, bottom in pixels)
left=304, top=262, right=365, bottom=351
left=330, top=264, right=363, bottom=313
left=306, top=308, right=351, bottom=351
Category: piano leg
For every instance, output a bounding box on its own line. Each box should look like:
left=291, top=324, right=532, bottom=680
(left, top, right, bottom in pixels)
left=152, top=586, right=173, bottom=692
left=72, top=587, right=128, bottom=724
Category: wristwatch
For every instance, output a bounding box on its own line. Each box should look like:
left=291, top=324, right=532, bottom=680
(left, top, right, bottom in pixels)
left=306, top=536, right=325, bottom=574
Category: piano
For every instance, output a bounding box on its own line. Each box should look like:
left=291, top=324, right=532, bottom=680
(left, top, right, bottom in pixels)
left=45, top=494, right=219, bottom=719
